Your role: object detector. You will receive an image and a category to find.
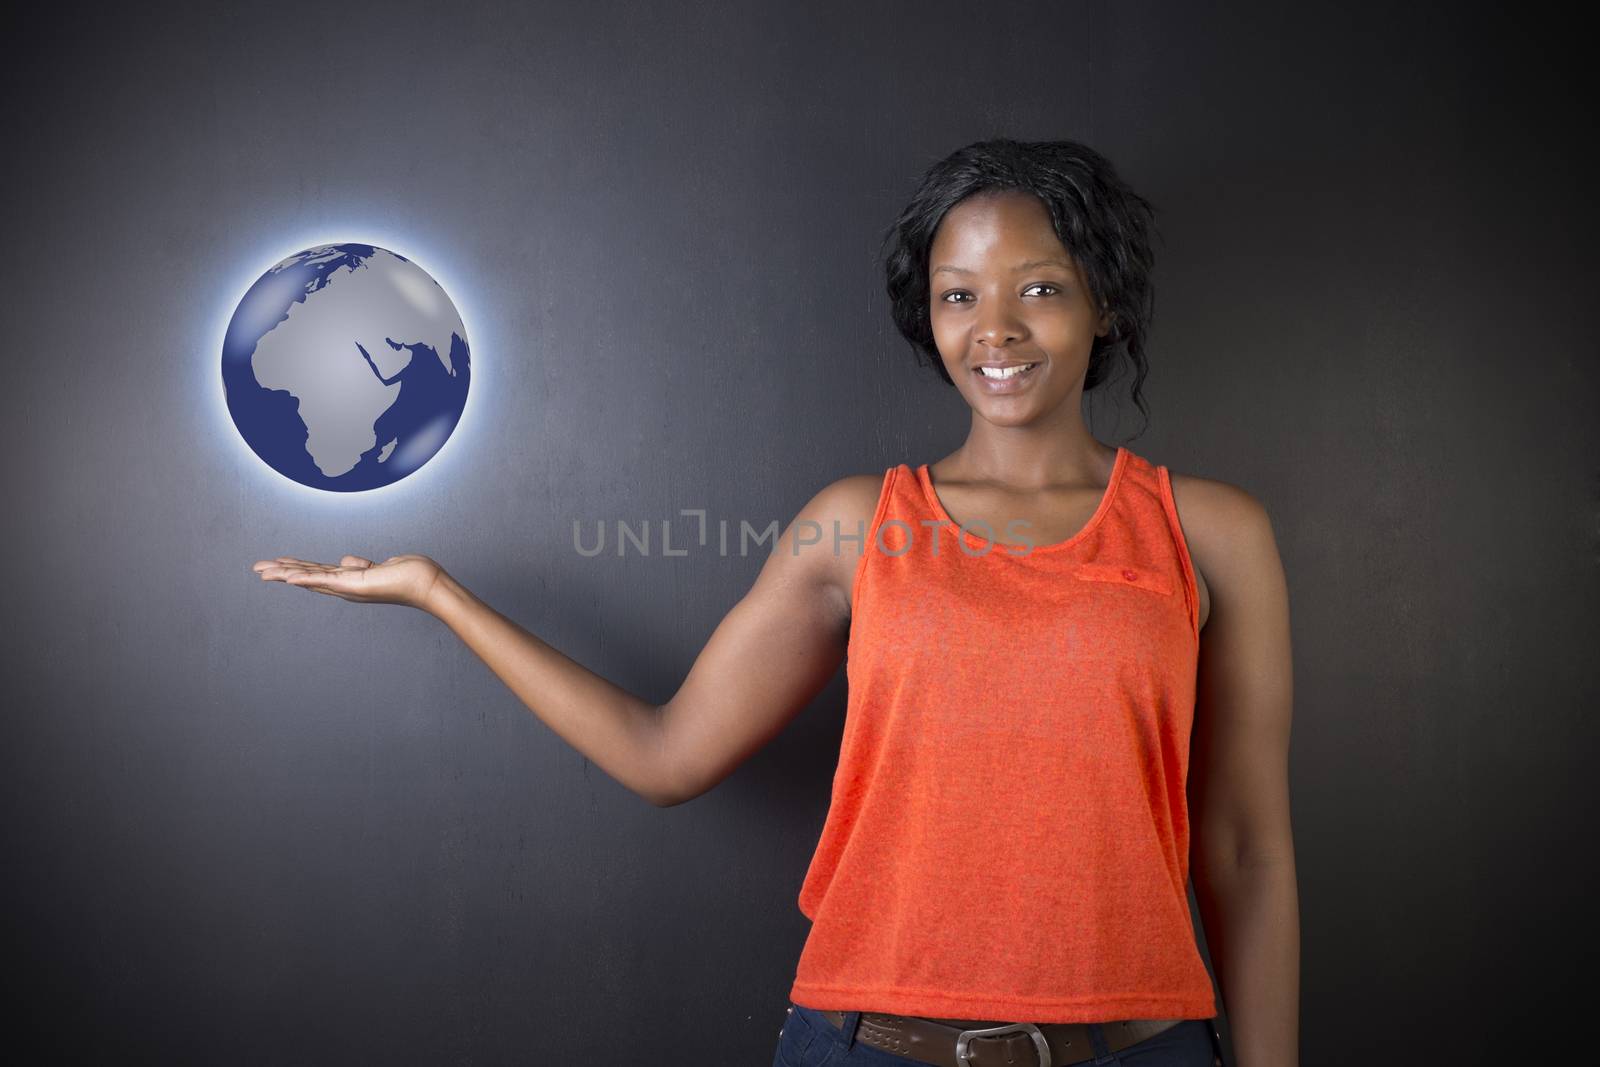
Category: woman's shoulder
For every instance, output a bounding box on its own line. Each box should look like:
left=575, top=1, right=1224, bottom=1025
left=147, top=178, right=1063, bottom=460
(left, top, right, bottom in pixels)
left=802, top=468, right=897, bottom=533
left=1164, top=468, right=1275, bottom=545
left=1164, top=467, right=1283, bottom=630
left=777, top=468, right=900, bottom=551
left=776, top=469, right=900, bottom=610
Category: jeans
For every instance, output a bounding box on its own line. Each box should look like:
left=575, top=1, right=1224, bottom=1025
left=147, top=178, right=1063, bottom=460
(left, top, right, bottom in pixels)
left=772, top=1001, right=1225, bottom=1067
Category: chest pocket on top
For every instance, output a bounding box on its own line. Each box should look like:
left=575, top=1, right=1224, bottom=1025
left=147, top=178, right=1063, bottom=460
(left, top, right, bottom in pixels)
left=1072, top=561, right=1174, bottom=596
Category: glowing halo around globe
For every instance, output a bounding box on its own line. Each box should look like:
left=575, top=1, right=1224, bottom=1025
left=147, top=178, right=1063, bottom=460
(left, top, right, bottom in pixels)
left=220, top=243, right=471, bottom=491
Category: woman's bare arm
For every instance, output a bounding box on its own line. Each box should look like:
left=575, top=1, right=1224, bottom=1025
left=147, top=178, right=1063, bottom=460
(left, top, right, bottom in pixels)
left=654, top=474, right=880, bottom=805
left=251, top=473, right=878, bottom=808
left=1171, top=474, right=1300, bottom=1067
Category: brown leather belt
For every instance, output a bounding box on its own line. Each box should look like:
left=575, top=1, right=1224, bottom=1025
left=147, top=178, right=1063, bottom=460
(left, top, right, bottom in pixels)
left=817, top=1008, right=1183, bottom=1067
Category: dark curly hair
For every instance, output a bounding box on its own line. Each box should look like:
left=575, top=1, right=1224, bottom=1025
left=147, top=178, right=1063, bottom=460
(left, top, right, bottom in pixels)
left=880, top=138, right=1160, bottom=431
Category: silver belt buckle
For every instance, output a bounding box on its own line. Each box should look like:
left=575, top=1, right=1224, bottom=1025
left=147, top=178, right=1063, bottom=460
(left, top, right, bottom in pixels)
left=954, top=1021, right=1052, bottom=1067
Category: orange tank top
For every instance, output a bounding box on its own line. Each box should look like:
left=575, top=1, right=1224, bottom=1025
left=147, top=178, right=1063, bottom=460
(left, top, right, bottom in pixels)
left=788, top=445, right=1217, bottom=1023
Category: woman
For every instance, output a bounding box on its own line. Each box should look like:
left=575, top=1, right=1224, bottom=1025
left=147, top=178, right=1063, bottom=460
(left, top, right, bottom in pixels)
left=254, top=138, right=1298, bottom=1067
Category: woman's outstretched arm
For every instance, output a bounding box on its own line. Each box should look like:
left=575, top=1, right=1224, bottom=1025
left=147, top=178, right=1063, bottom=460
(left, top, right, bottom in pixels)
left=251, top=473, right=877, bottom=808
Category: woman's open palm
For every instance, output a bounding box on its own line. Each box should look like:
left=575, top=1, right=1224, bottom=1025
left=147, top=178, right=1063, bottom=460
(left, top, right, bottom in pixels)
left=251, top=553, right=442, bottom=610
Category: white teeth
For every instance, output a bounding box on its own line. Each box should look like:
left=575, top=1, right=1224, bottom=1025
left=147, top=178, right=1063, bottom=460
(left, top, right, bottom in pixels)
left=979, top=364, right=1035, bottom=380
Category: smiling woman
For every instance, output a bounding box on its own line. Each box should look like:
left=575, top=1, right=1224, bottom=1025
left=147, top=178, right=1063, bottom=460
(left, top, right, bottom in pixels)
left=254, top=136, right=1296, bottom=1067
left=883, top=139, right=1157, bottom=424
left=775, top=139, right=1293, bottom=1065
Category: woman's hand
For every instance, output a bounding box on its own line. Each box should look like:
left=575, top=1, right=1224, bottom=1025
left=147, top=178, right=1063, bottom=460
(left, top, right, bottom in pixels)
left=251, top=553, right=444, bottom=611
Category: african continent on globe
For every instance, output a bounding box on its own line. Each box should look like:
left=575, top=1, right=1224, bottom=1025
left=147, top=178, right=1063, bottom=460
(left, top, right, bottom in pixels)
left=222, top=243, right=471, bottom=491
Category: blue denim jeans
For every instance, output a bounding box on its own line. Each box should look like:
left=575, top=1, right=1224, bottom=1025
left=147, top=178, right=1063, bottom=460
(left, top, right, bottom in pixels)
left=772, top=1002, right=1224, bottom=1067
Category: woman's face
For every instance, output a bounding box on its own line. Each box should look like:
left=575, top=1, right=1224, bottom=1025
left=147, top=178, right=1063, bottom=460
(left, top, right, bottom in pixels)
left=928, top=191, right=1108, bottom=426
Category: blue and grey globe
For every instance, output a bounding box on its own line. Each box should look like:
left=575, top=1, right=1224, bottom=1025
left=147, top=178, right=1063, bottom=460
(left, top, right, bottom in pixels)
left=222, top=243, right=471, bottom=491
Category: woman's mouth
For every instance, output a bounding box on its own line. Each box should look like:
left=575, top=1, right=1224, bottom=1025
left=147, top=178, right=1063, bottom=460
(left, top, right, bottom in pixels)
left=972, top=362, right=1041, bottom=393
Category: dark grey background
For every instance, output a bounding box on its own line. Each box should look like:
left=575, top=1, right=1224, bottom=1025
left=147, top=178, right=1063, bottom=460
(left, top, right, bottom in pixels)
left=3, top=1, right=1594, bottom=1064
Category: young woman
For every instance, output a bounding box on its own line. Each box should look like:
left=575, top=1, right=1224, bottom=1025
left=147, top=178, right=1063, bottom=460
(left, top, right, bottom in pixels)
left=254, top=138, right=1298, bottom=1067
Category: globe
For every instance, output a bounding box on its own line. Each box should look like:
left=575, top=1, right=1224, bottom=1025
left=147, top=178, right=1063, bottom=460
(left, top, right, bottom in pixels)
left=221, top=243, right=471, bottom=491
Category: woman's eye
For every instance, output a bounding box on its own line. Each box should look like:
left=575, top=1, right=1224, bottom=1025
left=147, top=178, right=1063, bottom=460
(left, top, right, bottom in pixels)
left=939, top=285, right=1058, bottom=304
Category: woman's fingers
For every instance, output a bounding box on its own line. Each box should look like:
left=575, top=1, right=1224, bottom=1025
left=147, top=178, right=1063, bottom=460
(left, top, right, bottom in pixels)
left=252, top=556, right=323, bottom=572
left=252, top=553, right=435, bottom=608
left=251, top=555, right=370, bottom=574
left=282, top=566, right=369, bottom=599
left=254, top=561, right=349, bottom=585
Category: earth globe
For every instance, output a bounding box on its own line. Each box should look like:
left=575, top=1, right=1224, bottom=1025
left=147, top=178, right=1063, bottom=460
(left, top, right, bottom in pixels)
left=221, top=243, right=471, bottom=491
